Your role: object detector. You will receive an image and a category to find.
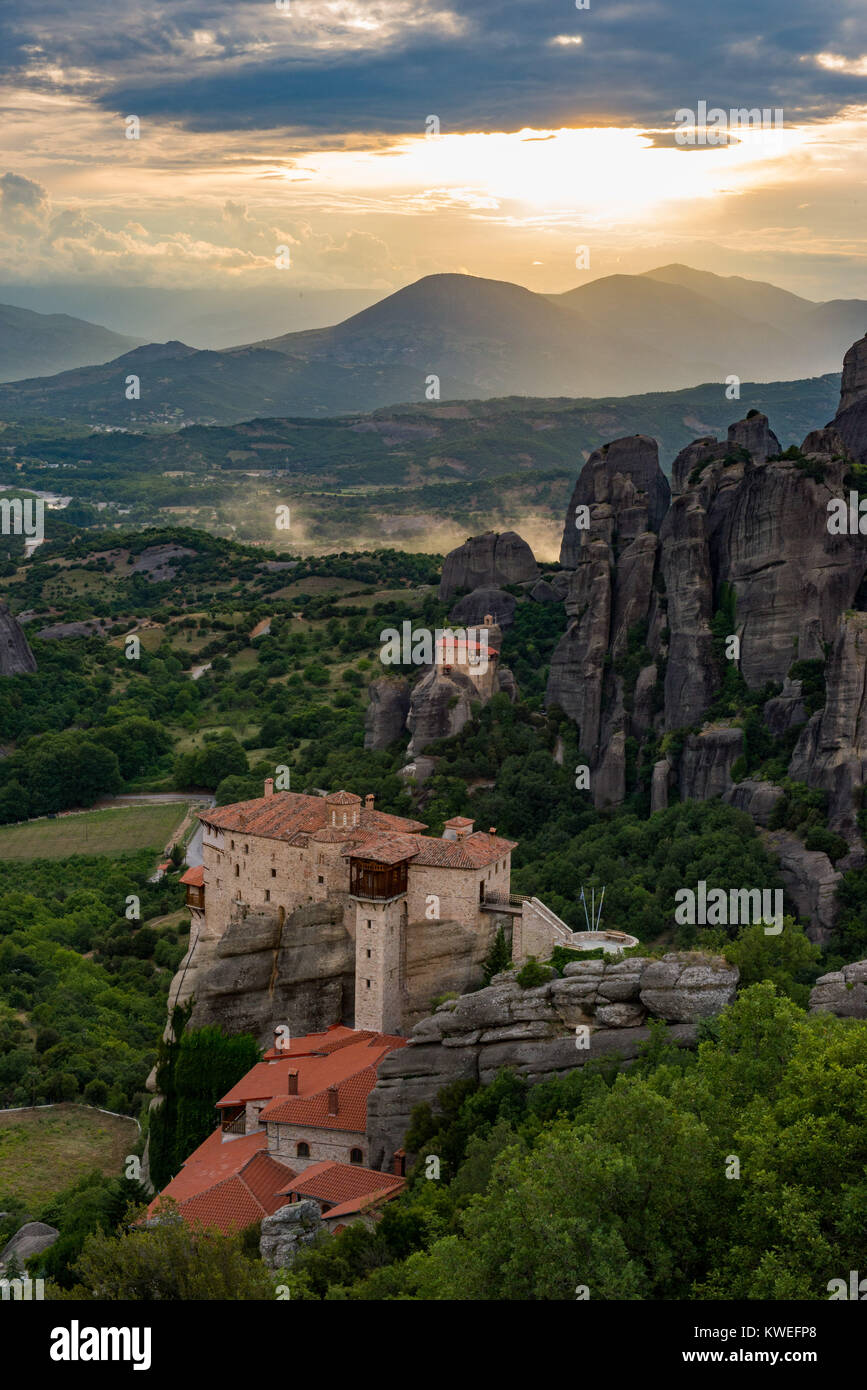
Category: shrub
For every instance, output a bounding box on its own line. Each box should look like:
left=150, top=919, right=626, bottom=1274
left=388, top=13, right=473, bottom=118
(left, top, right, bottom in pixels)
left=515, top=958, right=553, bottom=988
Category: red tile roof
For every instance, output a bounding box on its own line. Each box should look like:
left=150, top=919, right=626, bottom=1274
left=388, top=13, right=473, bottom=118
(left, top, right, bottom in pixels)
left=145, top=1128, right=297, bottom=1234
left=259, top=1064, right=381, bottom=1132
left=345, top=831, right=420, bottom=864
left=327, top=790, right=361, bottom=805
left=217, top=1030, right=406, bottom=1108
left=279, top=1161, right=405, bottom=1211
left=409, top=831, right=517, bottom=869
left=180, top=864, right=204, bottom=886
left=201, top=791, right=425, bottom=842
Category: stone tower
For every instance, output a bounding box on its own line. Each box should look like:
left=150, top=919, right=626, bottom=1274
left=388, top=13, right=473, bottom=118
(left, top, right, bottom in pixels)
left=353, top=895, right=406, bottom=1035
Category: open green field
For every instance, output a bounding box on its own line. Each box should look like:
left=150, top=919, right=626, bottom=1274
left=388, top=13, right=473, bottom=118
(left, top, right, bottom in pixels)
left=0, top=802, right=189, bottom=860
left=0, top=1104, right=139, bottom=1206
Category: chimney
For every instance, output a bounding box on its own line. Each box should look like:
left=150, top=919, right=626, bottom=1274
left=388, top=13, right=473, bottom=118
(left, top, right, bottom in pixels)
left=489, top=827, right=497, bottom=835
left=392, top=1148, right=406, bottom=1177
left=365, top=793, right=375, bottom=811
left=327, top=1085, right=339, bottom=1116
left=286, top=1070, right=299, bottom=1095
left=264, top=777, right=274, bottom=797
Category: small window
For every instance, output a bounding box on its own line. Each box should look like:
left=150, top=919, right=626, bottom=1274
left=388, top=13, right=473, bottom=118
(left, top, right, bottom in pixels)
left=296, top=1142, right=310, bottom=1158
left=318, top=874, right=324, bottom=884
left=366, top=948, right=371, bottom=959
left=244, top=844, right=249, bottom=854
left=230, top=839, right=235, bottom=849
left=271, top=868, right=276, bottom=878
left=366, top=980, right=371, bottom=988
left=234, top=865, right=240, bottom=878
left=265, top=890, right=270, bottom=902
left=349, top=1148, right=363, bottom=1165
left=366, top=919, right=372, bottom=929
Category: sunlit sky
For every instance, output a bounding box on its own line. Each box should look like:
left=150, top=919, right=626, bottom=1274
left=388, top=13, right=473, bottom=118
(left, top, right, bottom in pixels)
left=0, top=0, right=865, bottom=301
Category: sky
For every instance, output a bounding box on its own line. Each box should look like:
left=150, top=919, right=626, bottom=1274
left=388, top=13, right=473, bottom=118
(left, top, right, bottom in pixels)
left=0, top=0, right=866, bottom=310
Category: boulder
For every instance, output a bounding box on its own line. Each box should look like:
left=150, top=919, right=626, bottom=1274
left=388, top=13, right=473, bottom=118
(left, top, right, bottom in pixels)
left=809, top=960, right=867, bottom=1019
left=639, top=953, right=739, bottom=1021
left=529, top=578, right=561, bottom=603
left=259, top=1200, right=322, bottom=1269
left=0, top=1221, right=59, bottom=1266
left=723, top=779, right=784, bottom=827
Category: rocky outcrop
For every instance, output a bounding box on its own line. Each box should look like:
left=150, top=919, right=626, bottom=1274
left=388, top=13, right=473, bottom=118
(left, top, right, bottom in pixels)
left=723, top=779, right=783, bottom=827
left=638, top=953, right=740, bottom=1022
left=547, top=437, right=668, bottom=787
left=260, top=1200, right=322, bottom=1269
left=405, top=666, right=479, bottom=757
left=679, top=727, right=743, bottom=802
left=809, top=960, right=867, bottom=1019
left=366, top=952, right=737, bottom=1167
left=838, top=334, right=867, bottom=415
left=651, top=758, right=673, bottom=813
left=448, top=587, right=516, bottom=629
left=759, top=829, right=840, bottom=944
left=788, top=614, right=867, bottom=843
left=439, top=531, right=538, bottom=601
left=0, top=1221, right=59, bottom=1267
left=670, top=437, right=721, bottom=496
left=659, top=492, right=717, bottom=728
left=364, top=676, right=410, bottom=750
left=726, top=411, right=781, bottom=463
left=167, top=900, right=355, bottom=1046
left=0, top=602, right=37, bottom=675
left=546, top=539, right=611, bottom=754
left=559, top=434, right=670, bottom=569
left=764, top=678, right=807, bottom=737
left=529, top=577, right=561, bottom=603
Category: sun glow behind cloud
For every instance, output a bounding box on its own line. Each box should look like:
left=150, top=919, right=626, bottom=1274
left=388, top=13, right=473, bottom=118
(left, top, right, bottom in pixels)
left=276, top=124, right=814, bottom=224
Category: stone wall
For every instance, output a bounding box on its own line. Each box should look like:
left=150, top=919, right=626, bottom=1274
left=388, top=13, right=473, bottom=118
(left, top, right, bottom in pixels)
left=266, top=1121, right=367, bottom=1171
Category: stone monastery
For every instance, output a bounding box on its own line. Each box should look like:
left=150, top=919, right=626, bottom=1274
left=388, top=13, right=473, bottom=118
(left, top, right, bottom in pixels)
left=183, top=782, right=572, bottom=1036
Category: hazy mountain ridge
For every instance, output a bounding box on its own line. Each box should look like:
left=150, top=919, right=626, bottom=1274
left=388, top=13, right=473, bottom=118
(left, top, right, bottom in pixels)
left=0, top=265, right=861, bottom=426
left=0, top=303, right=143, bottom=383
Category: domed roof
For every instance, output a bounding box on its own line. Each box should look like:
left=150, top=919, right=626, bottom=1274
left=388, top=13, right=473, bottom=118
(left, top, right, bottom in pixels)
left=326, top=790, right=361, bottom=805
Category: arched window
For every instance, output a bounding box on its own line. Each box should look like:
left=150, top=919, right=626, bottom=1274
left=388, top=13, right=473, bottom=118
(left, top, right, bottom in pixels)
left=296, top=1141, right=310, bottom=1158
left=349, top=1148, right=363, bottom=1165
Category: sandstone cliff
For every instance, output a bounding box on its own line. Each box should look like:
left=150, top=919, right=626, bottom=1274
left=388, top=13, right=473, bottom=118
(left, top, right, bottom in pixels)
left=165, top=899, right=356, bottom=1046
left=546, top=435, right=668, bottom=804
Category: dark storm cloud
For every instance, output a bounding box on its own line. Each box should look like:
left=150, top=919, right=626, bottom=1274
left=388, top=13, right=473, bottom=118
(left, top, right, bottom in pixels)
left=1, top=0, right=865, bottom=134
